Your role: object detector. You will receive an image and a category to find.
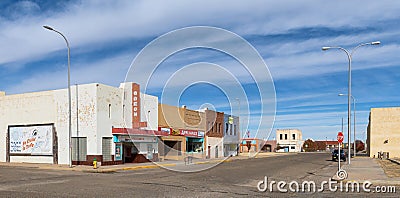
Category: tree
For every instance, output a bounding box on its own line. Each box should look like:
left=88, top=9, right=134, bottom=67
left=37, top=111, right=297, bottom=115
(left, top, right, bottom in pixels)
left=355, top=140, right=365, bottom=152
left=303, top=139, right=317, bottom=152
left=315, top=141, right=327, bottom=151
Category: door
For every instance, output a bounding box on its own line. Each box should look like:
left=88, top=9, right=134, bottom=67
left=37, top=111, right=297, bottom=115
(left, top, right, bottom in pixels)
left=215, top=146, right=218, bottom=158
left=207, top=146, right=211, bottom=159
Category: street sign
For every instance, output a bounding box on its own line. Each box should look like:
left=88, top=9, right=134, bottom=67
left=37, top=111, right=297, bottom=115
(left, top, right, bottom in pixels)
left=337, top=132, right=344, bottom=143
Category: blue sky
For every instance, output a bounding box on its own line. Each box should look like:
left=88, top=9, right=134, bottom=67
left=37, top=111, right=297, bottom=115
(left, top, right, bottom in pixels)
left=1, top=0, right=399, bottom=141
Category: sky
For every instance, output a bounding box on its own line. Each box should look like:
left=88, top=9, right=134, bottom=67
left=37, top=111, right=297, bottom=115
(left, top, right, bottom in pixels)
left=1, top=0, right=399, bottom=141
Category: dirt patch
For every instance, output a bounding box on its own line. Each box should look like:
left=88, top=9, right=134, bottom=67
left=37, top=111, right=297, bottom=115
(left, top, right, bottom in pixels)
left=377, top=159, right=400, bottom=178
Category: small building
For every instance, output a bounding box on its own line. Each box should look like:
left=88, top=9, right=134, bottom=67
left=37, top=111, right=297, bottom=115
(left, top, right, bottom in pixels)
left=204, top=109, right=224, bottom=159
left=239, top=138, right=264, bottom=153
left=261, top=140, right=277, bottom=152
left=367, top=107, right=400, bottom=158
left=158, top=104, right=206, bottom=160
left=223, top=114, right=240, bottom=157
left=276, top=129, right=303, bottom=152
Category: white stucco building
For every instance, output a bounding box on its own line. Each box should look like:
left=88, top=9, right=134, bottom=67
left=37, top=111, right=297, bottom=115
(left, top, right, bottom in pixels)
left=0, top=82, right=162, bottom=165
left=276, top=129, right=304, bottom=152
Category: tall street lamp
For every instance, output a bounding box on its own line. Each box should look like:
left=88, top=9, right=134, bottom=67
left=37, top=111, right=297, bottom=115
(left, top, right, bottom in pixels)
left=43, top=25, right=72, bottom=168
left=323, top=41, right=380, bottom=164
left=235, top=98, right=241, bottom=137
left=339, top=93, right=356, bottom=157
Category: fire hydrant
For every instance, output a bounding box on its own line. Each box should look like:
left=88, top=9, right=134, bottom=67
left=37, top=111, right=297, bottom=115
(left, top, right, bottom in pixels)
left=93, top=158, right=98, bottom=169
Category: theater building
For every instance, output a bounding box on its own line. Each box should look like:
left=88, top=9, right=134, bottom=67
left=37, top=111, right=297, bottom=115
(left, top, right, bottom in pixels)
left=0, top=82, right=163, bottom=165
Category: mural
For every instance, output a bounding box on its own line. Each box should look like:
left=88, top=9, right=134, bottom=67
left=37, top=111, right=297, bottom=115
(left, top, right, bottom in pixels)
left=9, top=125, right=53, bottom=155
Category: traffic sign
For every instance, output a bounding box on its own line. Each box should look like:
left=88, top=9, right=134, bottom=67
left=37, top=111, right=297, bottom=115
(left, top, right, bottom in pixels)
left=337, top=132, right=344, bottom=143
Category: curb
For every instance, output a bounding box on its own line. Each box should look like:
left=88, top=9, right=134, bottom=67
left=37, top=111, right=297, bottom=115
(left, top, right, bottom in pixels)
left=194, top=159, right=232, bottom=165
left=82, top=163, right=177, bottom=173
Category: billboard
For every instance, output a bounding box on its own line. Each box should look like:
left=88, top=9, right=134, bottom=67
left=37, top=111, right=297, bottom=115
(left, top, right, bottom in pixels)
left=9, top=124, right=53, bottom=155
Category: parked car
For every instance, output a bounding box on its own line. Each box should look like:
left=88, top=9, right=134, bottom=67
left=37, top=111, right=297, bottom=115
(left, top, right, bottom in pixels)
left=332, top=149, right=346, bottom=162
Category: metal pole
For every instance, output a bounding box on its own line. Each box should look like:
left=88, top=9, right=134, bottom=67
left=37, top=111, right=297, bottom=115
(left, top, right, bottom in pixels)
left=341, top=117, right=343, bottom=135
left=43, top=25, right=72, bottom=168
left=76, top=84, right=79, bottom=162
left=353, top=96, right=356, bottom=157
left=322, top=41, right=380, bottom=164
left=345, top=50, right=352, bottom=165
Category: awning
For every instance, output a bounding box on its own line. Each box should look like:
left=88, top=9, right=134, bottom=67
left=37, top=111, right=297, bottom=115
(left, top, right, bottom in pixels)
left=112, top=128, right=168, bottom=136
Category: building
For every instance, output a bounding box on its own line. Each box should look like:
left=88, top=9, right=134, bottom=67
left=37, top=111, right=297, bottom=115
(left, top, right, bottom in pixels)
left=204, top=109, right=224, bottom=159
left=276, top=129, right=303, bottom=152
left=223, top=114, right=240, bottom=157
left=367, top=107, right=400, bottom=158
left=158, top=104, right=206, bottom=160
left=0, top=82, right=163, bottom=165
left=239, top=138, right=264, bottom=153
left=261, top=140, right=277, bottom=152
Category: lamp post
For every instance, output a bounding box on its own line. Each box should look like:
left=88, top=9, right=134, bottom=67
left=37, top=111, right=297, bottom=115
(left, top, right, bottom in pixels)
left=323, top=41, right=380, bottom=164
left=43, top=25, right=72, bottom=168
left=339, top=93, right=356, bottom=157
left=235, top=98, right=241, bottom=137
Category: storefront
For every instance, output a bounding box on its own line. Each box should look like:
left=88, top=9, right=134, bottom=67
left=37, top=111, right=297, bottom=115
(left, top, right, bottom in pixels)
left=112, top=128, right=168, bottom=163
left=180, top=129, right=205, bottom=158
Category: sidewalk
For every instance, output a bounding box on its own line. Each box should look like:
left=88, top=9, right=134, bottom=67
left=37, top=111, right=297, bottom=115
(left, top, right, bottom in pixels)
left=340, top=157, right=400, bottom=185
left=0, top=152, right=293, bottom=173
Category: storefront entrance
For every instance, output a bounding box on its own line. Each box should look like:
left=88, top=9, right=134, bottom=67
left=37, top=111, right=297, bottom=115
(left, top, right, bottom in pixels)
left=122, top=142, right=139, bottom=163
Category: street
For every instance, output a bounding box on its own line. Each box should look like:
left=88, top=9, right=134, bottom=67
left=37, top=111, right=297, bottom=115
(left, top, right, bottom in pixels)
left=0, top=153, right=398, bottom=197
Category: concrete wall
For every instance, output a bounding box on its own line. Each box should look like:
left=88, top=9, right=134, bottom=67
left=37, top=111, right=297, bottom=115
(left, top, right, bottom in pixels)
left=367, top=107, right=400, bottom=158
left=140, top=93, right=158, bottom=130
left=0, top=91, right=57, bottom=163
left=206, top=137, right=223, bottom=158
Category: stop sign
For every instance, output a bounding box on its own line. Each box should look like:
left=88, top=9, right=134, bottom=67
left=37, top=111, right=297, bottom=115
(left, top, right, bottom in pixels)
left=337, top=132, right=344, bottom=143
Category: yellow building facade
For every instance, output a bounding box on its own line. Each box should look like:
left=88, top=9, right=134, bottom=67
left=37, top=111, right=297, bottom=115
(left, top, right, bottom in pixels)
left=367, top=107, right=400, bottom=158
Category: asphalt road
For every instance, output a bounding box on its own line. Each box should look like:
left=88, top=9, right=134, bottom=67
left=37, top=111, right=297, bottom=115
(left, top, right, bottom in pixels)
left=0, top=153, right=397, bottom=197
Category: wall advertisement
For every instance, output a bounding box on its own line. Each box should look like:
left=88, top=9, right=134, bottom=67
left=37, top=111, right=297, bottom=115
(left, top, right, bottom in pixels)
left=9, top=124, right=53, bottom=155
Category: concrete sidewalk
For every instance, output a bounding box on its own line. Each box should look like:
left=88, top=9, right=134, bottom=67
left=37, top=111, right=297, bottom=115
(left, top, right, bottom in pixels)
left=0, top=152, right=293, bottom=173
left=340, top=157, right=400, bottom=185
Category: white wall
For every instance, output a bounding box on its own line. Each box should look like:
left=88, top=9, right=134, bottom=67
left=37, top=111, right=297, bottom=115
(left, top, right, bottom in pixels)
left=206, top=137, right=224, bottom=158
left=0, top=91, right=56, bottom=163
left=1, top=82, right=160, bottom=164
left=141, top=93, right=158, bottom=130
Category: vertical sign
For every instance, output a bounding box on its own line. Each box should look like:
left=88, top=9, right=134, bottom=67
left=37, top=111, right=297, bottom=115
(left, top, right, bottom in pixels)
left=132, top=83, right=141, bottom=128
left=115, top=144, right=122, bottom=161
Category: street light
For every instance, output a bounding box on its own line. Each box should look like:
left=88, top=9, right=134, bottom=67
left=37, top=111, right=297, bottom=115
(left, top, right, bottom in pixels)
left=43, top=25, right=72, bottom=168
left=235, top=98, right=241, bottom=137
left=339, top=93, right=356, bottom=157
left=323, top=41, right=380, bottom=164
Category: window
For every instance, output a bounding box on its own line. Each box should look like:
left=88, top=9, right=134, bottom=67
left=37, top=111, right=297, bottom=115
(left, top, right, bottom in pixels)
left=225, top=123, right=229, bottom=134
left=219, top=123, right=222, bottom=134
left=291, top=146, right=295, bottom=150
left=280, top=134, right=283, bottom=140
left=102, top=137, right=112, bottom=162
left=234, top=124, right=236, bottom=136
left=108, top=104, right=111, bottom=118
left=285, top=134, right=288, bottom=140
left=292, top=134, right=296, bottom=140
left=72, top=137, right=87, bottom=161
left=230, top=124, right=233, bottom=135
